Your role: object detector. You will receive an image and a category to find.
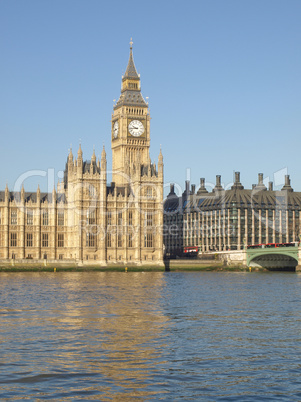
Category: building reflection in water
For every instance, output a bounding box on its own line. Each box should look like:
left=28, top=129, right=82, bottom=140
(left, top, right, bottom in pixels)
left=48, top=272, right=170, bottom=399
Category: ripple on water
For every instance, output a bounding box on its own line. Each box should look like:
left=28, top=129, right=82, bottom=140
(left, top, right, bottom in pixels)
left=1, top=272, right=301, bottom=400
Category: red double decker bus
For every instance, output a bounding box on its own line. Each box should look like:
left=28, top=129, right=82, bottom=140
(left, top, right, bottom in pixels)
left=183, top=246, right=199, bottom=257
left=247, top=242, right=297, bottom=249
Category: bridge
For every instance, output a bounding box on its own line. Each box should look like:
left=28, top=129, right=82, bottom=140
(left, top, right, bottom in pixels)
left=213, top=243, right=301, bottom=271
left=246, top=245, right=299, bottom=270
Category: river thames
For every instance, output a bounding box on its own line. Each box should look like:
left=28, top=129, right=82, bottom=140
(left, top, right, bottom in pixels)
left=1, top=271, right=301, bottom=400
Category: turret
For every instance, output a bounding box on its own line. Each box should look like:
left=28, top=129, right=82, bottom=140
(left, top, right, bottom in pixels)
left=52, top=186, right=56, bottom=204
left=21, top=184, right=25, bottom=203
left=67, top=147, right=74, bottom=175
left=68, top=147, right=73, bottom=164
left=5, top=183, right=9, bottom=204
left=77, top=143, right=83, bottom=176
left=158, top=147, right=163, bottom=176
left=77, top=143, right=83, bottom=163
left=36, top=185, right=41, bottom=210
left=101, top=145, right=107, bottom=172
left=91, top=147, right=96, bottom=164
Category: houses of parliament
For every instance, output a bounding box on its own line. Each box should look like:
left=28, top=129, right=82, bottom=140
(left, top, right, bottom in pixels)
left=0, top=43, right=164, bottom=266
left=1, top=43, right=301, bottom=267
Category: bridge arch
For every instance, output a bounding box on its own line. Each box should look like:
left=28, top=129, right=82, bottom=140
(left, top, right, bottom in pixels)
left=247, top=250, right=298, bottom=271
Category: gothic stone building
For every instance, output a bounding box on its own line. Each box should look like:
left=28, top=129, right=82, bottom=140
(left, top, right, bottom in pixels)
left=164, top=172, right=301, bottom=257
left=0, top=45, right=164, bottom=266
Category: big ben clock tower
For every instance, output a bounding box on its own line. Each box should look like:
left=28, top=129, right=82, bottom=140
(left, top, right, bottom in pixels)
left=0, top=39, right=164, bottom=268
left=111, top=39, right=151, bottom=185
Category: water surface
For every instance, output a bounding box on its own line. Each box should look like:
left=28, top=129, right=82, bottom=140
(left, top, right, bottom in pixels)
left=1, top=271, right=301, bottom=400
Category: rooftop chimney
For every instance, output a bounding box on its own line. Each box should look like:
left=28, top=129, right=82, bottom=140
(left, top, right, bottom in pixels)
left=185, top=180, right=190, bottom=194
left=258, top=173, right=263, bottom=184
left=214, top=175, right=223, bottom=192
left=285, top=175, right=290, bottom=186
left=281, top=175, right=293, bottom=192
left=256, top=173, right=267, bottom=190
left=197, top=178, right=208, bottom=195
left=231, top=171, right=244, bottom=190
left=269, top=182, right=273, bottom=191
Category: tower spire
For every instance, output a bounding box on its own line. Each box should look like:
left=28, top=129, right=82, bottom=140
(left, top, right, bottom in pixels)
left=101, top=145, right=106, bottom=160
left=77, top=143, right=83, bottom=159
left=111, top=42, right=150, bottom=185
left=68, top=146, right=73, bottom=163
left=114, top=40, right=147, bottom=109
left=124, top=38, right=139, bottom=80
left=91, top=146, right=96, bottom=164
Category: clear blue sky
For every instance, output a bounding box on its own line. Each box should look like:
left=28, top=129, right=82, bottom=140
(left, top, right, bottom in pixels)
left=1, top=0, right=300, bottom=195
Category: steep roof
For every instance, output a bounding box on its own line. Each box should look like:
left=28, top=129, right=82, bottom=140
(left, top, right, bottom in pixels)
left=115, top=90, right=147, bottom=108
left=123, top=46, right=139, bottom=80
left=114, top=43, right=147, bottom=109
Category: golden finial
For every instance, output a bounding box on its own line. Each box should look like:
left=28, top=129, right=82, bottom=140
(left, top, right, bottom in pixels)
left=130, top=38, right=133, bottom=48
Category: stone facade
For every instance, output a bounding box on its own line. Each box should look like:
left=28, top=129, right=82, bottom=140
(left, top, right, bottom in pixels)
left=0, top=45, right=164, bottom=267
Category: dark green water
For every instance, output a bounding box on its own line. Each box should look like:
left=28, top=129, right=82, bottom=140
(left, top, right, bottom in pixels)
left=1, top=271, right=301, bottom=400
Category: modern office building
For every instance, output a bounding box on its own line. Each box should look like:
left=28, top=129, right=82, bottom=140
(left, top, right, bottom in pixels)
left=164, top=172, right=301, bottom=257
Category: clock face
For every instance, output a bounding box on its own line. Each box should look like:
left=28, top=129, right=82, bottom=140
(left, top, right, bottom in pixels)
left=113, top=121, right=119, bottom=138
left=128, top=120, right=144, bottom=137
